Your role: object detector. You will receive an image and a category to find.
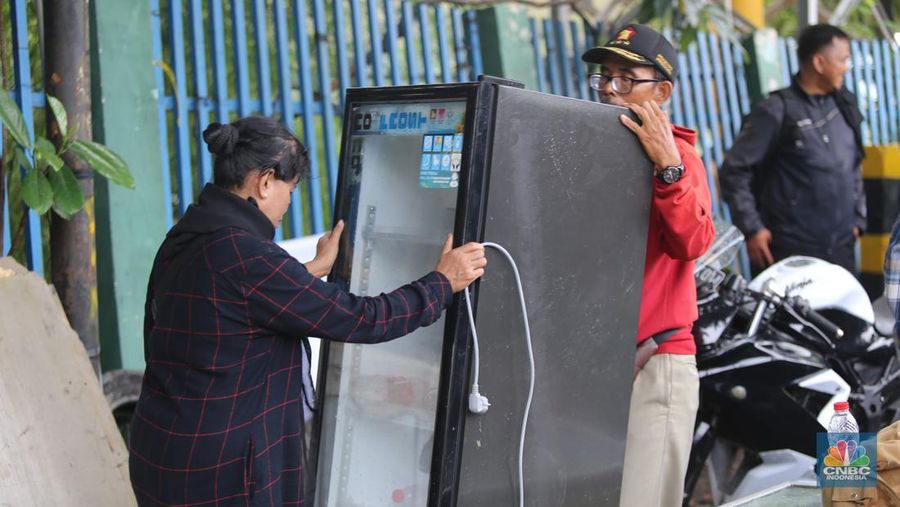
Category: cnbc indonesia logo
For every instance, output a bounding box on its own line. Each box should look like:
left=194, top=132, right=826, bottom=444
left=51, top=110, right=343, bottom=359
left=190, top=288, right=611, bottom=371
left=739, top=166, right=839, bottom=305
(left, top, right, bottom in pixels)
left=818, top=433, right=877, bottom=486
left=824, top=438, right=871, bottom=479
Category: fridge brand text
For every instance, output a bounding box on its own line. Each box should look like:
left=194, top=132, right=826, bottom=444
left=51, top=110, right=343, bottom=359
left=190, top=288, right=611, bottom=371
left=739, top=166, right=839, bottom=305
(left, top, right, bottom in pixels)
left=353, top=112, right=428, bottom=132
left=379, top=112, right=428, bottom=130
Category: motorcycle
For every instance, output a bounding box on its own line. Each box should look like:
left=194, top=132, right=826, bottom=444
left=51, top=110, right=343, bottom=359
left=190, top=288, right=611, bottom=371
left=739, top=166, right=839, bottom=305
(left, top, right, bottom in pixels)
left=683, top=224, right=900, bottom=505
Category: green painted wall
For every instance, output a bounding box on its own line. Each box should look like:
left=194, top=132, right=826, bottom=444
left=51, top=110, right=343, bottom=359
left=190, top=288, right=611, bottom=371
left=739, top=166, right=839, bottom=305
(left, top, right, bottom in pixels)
left=476, top=6, right=538, bottom=90
left=743, top=29, right=786, bottom=103
left=90, top=0, right=166, bottom=371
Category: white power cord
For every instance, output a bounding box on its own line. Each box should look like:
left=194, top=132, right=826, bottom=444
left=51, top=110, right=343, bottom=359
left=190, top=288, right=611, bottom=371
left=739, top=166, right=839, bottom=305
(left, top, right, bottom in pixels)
left=463, top=286, right=491, bottom=414
left=462, top=242, right=535, bottom=507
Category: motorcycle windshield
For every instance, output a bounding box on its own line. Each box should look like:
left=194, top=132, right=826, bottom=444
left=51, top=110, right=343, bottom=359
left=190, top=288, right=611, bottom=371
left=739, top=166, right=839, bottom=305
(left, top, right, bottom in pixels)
left=695, top=222, right=744, bottom=274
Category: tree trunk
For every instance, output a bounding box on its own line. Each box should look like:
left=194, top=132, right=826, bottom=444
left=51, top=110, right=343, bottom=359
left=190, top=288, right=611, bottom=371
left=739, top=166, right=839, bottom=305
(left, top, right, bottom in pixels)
left=43, top=0, right=100, bottom=379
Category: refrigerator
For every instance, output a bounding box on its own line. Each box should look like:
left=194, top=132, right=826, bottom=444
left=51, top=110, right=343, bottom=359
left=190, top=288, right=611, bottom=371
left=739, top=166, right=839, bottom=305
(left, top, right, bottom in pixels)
left=311, top=76, right=654, bottom=506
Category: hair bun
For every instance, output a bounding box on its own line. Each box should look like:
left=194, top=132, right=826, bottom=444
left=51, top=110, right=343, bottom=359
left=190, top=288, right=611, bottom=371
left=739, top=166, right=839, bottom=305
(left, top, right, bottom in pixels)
left=203, top=122, right=239, bottom=156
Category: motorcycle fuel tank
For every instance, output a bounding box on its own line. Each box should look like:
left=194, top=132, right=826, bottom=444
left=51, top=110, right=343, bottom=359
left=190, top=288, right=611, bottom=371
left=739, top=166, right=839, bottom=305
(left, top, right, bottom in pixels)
left=749, top=256, right=875, bottom=324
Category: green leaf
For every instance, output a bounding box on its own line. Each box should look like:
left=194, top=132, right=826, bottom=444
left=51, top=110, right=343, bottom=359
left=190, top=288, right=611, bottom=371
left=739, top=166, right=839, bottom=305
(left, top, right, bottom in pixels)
left=68, top=140, right=135, bottom=189
left=13, top=146, right=32, bottom=172
left=34, top=137, right=64, bottom=172
left=48, top=166, right=85, bottom=219
left=32, top=154, right=48, bottom=174
left=22, top=168, right=53, bottom=214
left=637, top=0, right=659, bottom=23
left=46, top=96, right=68, bottom=137
left=0, top=90, right=31, bottom=148
left=679, top=26, right=699, bottom=51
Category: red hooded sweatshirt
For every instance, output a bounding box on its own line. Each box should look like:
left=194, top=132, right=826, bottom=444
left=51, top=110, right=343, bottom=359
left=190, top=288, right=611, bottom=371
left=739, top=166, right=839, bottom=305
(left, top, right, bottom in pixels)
left=637, top=125, right=715, bottom=355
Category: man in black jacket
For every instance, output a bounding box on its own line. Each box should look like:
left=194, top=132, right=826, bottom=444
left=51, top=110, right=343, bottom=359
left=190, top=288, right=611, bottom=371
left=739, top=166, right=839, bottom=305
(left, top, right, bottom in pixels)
left=720, top=24, right=865, bottom=274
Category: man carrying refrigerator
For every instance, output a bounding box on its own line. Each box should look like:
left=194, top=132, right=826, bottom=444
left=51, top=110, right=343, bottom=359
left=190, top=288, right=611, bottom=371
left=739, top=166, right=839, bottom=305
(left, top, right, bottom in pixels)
left=582, top=25, right=715, bottom=506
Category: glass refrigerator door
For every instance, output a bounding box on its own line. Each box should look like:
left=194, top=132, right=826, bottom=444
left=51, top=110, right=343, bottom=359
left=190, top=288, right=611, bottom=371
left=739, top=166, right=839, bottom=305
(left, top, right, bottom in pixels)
left=315, top=99, right=468, bottom=506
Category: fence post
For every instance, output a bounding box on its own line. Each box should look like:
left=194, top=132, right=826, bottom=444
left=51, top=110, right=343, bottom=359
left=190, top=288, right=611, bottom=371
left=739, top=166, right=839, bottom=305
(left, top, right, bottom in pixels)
left=90, top=0, right=167, bottom=372
left=45, top=0, right=102, bottom=380
left=475, top=5, right=536, bottom=89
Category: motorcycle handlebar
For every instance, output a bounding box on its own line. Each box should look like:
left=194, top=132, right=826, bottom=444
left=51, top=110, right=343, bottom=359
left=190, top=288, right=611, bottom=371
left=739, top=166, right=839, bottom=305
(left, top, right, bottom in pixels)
left=804, top=308, right=845, bottom=340
left=746, top=287, right=845, bottom=343
left=795, top=303, right=845, bottom=340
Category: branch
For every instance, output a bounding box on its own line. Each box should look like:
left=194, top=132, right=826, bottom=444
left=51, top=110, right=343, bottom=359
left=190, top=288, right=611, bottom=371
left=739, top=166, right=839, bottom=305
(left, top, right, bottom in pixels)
left=8, top=210, right=26, bottom=259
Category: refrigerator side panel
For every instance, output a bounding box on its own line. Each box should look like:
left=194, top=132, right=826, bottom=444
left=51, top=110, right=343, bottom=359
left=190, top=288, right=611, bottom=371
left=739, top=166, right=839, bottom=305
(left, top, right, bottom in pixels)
left=457, top=88, right=653, bottom=506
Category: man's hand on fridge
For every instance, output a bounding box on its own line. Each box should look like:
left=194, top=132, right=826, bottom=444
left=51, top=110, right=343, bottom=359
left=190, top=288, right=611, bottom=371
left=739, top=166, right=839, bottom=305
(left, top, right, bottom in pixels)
left=619, top=101, right=681, bottom=170
left=435, top=234, right=486, bottom=293
left=305, top=220, right=345, bottom=277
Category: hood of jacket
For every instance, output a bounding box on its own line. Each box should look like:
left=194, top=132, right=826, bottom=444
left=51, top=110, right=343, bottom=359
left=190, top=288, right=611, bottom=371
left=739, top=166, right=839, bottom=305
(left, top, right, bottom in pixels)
left=157, top=183, right=275, bottom=265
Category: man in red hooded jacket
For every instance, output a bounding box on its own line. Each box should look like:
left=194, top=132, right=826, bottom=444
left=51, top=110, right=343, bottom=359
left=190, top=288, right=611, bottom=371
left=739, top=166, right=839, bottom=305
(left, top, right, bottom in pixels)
left=582, top=25, right=715, bottom=506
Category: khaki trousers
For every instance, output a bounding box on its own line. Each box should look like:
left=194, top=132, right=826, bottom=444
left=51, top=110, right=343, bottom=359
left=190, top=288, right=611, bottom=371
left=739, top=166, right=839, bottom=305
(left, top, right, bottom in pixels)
left=620, top=353, right=699, bottom=507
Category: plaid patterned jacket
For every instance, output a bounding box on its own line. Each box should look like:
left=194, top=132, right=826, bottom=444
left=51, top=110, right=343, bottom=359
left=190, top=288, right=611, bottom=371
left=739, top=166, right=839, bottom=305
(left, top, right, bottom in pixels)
left=130, top=184, right=453, bottom=506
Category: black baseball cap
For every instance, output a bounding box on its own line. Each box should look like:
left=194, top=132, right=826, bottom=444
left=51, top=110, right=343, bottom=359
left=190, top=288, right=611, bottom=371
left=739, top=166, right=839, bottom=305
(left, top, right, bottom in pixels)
left=581, top=24, right=678, bottom=82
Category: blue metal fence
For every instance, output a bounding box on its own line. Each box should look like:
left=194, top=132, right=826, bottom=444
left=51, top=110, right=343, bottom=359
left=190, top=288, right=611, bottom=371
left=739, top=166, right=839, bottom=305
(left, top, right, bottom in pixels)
left=150, top=0, right=483, bottom=240
left=5, top=3, right=900, bottom=274
left=2, top=0, right=45, bottom=274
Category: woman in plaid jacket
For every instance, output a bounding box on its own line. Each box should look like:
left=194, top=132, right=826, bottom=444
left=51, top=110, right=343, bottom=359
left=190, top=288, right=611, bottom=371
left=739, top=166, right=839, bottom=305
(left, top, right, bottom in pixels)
left=129, top=117, right=486, bottom=506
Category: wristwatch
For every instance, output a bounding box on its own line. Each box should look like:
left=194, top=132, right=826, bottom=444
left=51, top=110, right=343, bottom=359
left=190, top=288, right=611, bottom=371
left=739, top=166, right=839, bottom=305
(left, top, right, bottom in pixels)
left=655, top=163, right=685, bottom=184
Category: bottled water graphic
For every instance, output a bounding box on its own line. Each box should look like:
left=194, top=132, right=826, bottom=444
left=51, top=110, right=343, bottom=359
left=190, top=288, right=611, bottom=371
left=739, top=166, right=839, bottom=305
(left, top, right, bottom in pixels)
left=827, top=401, right=859, bottom=447
left=822, top=400, right=872, bottom=484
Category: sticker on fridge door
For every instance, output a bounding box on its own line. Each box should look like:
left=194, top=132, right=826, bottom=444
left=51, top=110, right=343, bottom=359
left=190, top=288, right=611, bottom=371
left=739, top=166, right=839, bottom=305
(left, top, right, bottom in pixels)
left=420, top=153, right=454, bottom=189
left=450, top=154, right=461, bottom=172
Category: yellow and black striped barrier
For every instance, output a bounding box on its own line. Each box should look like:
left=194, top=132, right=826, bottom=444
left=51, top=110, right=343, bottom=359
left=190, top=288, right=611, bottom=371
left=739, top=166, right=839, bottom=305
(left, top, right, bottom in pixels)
left=861, top=145, right=900, bottom=298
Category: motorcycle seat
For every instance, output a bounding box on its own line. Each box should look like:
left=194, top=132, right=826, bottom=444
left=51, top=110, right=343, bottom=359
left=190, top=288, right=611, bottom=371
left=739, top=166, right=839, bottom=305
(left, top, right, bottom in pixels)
left=872, top=295, right=896, bottom=338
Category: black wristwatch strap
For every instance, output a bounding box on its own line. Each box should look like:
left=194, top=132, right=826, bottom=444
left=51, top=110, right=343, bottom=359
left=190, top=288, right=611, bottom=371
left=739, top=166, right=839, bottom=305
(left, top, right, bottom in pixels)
left=655, top=163, right=685, bottom=184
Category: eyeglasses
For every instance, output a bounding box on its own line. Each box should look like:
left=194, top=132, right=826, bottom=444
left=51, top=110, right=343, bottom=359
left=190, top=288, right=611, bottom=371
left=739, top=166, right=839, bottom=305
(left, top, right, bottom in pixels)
left=588, top=73, right=662, bottom=94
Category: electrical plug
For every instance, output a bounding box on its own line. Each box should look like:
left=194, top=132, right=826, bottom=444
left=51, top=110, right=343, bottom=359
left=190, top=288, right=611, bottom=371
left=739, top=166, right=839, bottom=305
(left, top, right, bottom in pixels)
left=468, top=385, right=490, bottom=414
